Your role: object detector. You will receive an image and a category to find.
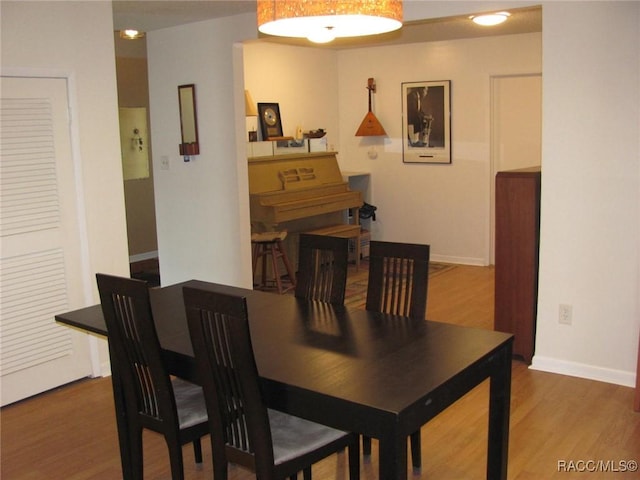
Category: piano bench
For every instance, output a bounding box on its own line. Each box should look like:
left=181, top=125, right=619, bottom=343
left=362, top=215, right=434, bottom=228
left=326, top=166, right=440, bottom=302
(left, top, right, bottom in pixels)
left=305, top=224, right=362, bottom=271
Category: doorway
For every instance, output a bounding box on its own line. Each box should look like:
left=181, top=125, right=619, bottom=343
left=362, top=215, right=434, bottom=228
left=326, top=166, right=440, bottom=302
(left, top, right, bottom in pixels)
left=114, top=42, right=159, bottom=281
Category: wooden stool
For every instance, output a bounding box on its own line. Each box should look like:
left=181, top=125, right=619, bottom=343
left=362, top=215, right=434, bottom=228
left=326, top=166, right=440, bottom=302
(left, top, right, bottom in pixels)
left=251, top=231, right=297, bottom=294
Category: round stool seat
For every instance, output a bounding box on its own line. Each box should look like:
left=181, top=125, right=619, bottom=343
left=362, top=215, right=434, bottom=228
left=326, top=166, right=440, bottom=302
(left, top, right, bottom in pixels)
left=251, top=231, right=287, bottom=243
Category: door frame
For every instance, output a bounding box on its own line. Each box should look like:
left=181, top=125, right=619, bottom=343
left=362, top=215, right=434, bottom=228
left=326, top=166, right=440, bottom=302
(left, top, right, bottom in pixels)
left=2, top=67, right=101, bottom=378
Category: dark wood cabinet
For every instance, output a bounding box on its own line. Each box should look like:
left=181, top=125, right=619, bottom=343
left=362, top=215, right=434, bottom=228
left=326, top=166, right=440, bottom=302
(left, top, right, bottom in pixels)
left=494, top=167, right=541, bottom=364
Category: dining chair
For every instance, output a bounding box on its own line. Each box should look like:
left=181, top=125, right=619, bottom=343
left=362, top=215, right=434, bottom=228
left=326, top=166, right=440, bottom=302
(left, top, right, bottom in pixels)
left=295, top=233, right=349, bottom=305
left=363, top=240, right=430, bottom=470
left=96, top=274, right=209, bottom=480
left=183, top=286, right=360, bottom=480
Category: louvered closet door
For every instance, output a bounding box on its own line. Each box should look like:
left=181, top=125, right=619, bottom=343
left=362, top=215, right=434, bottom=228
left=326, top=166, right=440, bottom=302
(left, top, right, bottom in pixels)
left=1, top=76, right=92, bottom=406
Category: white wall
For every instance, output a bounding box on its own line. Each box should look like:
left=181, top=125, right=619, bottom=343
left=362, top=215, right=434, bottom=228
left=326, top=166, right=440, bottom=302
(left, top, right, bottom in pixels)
left=243, top=42, right=340, bottom=147
left=532, top=2, right=640, bottom=386
left=336, top=33, right=541, bottom=265
left=1, top=0, right=129, bottom=374
left=146, top=13, right=256, bottom=288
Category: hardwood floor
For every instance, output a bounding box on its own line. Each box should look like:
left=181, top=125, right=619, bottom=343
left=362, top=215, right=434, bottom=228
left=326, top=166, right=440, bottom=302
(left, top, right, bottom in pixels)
left=2, top=264, right=638, bottom=479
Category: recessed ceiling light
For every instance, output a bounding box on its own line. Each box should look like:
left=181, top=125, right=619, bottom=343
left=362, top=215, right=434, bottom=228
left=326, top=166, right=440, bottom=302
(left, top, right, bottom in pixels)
left=119, top=29, right=145, bottom=40
left=470, top=12, right=511, bottom=27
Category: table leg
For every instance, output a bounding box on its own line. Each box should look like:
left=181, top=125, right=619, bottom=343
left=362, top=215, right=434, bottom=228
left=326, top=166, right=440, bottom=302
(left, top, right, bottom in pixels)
left=378, top=429, right=408, bottom=480
left=487, top=342, right=512, bottom=480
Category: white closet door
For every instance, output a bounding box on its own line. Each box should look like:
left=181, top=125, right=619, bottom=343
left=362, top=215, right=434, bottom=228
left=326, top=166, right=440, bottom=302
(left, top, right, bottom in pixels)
left=1, top=76, right=92, bottom=406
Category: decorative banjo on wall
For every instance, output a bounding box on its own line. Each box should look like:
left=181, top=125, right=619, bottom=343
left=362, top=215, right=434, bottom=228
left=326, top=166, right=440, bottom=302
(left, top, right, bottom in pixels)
left=355, top=77, right=387, bottom=137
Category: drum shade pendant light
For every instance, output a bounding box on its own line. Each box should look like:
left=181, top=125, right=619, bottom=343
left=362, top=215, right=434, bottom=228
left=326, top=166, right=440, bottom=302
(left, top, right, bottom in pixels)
left=356, top=78, right=386, bottom=137
left=257, top=0, right=403, bottom=44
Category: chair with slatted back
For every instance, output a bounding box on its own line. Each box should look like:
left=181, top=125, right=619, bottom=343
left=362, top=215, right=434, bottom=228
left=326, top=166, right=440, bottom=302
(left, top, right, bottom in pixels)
left=363, top=240, right=430, bottom=470
left=183, top=286, right=360, bottom=480
left=295, top=234, right=349, bottom=305
left=96, top=274, right=209, bottom=480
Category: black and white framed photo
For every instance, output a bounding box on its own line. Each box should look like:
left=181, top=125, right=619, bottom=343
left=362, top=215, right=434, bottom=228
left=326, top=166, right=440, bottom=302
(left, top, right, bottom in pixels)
left=402, top=80, right=451, bottom=164
left=257, top=102, right=283, bottom=140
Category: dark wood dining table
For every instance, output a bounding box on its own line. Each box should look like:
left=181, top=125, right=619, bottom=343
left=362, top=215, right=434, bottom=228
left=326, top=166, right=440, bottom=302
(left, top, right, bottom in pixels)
left=56, top=279, right=513, bottom=480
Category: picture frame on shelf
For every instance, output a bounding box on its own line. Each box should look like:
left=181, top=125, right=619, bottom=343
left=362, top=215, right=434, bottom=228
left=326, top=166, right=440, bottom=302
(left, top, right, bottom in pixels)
left=402, top=80, right=451, bottom=164
left=258, top=102, right=283, bottom=140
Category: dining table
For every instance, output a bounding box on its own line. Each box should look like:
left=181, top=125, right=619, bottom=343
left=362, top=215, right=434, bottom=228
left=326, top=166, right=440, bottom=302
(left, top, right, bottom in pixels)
left=56, top=279, right=513, bottom=480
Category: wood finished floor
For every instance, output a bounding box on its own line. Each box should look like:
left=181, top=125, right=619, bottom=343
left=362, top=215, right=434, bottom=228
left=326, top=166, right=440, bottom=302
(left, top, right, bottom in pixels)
left=2, top=264, right=639, bottom=479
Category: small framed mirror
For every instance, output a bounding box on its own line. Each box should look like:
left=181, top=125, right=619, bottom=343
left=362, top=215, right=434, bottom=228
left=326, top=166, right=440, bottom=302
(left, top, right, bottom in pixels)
left=178, top=84, right=199, bottom=156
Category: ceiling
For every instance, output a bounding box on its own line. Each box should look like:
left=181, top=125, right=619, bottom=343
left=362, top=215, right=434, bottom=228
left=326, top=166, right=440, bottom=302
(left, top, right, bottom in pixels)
left=112, top=1, right=541, bottom=50
left=113, top=1, right=256, bottom=32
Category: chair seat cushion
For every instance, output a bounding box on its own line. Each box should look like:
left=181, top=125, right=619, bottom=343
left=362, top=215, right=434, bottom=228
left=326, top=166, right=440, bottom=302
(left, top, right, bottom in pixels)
left=268, top=409, right=349, bottom=465
left=172, top=377, right=208, bottom=429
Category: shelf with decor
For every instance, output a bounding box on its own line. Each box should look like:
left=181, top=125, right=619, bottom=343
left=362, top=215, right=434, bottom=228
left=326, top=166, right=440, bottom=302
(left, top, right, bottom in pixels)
left=341, top=171, right=372, bottom=261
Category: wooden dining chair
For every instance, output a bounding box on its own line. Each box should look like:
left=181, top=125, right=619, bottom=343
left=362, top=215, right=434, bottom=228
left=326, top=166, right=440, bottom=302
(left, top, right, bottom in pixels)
left=363, top=240, right=430, bottom=470
left=96, top=274, right=209, bottom=480
left=183, top=286, right=360, bottom=480
left=365, top=240, right=430, bottom=320
left=295, top=233, right=349, bottom=305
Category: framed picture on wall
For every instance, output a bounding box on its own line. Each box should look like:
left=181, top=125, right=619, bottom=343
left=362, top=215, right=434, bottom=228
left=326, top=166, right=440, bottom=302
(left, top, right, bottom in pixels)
left=257, top=102, right=283, bottom=140
left=402, top=80, right=451, bottom=164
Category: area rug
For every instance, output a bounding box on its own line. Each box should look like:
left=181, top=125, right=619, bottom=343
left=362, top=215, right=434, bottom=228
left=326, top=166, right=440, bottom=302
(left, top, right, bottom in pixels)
left=131, top=257, right=456, bottom=303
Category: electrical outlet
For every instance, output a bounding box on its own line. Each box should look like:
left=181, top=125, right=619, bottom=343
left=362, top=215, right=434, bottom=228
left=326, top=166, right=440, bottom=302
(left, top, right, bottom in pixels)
left=160, top=155, right=170, bottom=170
left=559, top=304, right=572, bottom=325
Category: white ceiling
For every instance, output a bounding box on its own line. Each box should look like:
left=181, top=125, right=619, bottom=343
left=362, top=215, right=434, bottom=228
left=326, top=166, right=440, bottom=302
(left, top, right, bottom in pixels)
left=113, top=1, right=256, bottom=32
left=112, top=1, right=541, bottom=50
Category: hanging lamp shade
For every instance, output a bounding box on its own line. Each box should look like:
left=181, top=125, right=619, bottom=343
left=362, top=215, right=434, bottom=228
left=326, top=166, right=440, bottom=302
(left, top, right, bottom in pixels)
left=356, top=78, right=386, bottom=137
left=257, top=0, right=403, bottom=44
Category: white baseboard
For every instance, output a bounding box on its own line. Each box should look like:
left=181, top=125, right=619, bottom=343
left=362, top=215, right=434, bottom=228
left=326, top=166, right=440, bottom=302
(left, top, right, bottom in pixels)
left=100, top=361, right=112, bottom=378
left=530, top=355, right=636, bottom=388
left=129, top=250, right=158, bottom=263
left=430, top=254, right=487, bottom=266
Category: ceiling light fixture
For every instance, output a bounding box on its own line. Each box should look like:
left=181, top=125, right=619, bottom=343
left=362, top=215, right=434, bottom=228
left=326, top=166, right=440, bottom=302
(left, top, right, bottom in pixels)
left=470, top=12, right=511, bottom=26
left=119, top=29, right=145, bottom=40
left=257, top=0, right=403, bottom=44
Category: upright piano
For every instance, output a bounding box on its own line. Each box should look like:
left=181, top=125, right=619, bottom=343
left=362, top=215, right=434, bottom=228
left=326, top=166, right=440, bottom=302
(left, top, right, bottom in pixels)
left=248, top=151, right=363, bottom=267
